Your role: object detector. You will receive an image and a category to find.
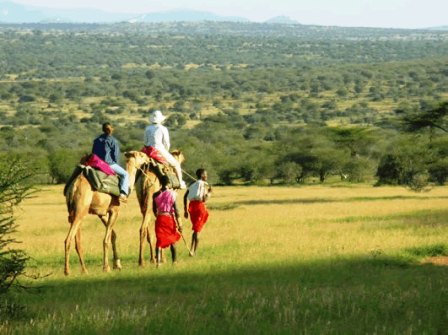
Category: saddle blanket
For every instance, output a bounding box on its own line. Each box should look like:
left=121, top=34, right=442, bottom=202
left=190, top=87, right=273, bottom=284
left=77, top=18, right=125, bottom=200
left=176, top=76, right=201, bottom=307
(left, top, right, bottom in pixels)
left=64, top=164, right=120, bottom=197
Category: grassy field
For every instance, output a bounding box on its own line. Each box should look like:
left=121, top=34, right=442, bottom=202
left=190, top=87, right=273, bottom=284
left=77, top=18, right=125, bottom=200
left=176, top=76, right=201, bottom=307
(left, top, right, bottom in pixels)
left=2, top=184, right=448, bottom=334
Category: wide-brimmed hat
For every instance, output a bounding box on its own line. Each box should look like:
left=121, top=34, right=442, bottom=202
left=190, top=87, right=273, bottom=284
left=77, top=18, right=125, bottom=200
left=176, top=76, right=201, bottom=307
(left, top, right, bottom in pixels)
left=150, top=110, right=166, bottom=124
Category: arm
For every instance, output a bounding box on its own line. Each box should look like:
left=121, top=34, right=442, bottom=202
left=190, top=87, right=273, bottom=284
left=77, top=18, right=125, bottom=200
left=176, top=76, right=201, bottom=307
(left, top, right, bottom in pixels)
left=202, top=182, right=212, bottom=202
left=162, top=126, right=170, bottom=150
left=143, top=126, right=149, bottom=146
left=183, top=189, right=189, bottom=219
left=152, top=192, right=159, bottom=217
left=114, top=138, right=120, bottom=164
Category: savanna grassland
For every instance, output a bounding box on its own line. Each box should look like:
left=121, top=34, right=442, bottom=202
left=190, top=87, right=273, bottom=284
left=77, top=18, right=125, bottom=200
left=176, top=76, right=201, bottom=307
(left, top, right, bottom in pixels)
left=2, top=184, right=447, bottom=334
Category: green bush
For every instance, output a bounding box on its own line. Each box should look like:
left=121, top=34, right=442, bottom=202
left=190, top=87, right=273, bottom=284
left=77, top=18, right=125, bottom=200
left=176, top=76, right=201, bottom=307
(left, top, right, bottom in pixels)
left=0, top=160, right=33, bottom=317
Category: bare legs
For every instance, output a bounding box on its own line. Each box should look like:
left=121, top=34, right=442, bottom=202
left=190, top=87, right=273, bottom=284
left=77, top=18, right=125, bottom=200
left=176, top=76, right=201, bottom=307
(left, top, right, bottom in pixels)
left=190, top=232, right=199, bottom=256
left=156, top=244, right=177, bottom=267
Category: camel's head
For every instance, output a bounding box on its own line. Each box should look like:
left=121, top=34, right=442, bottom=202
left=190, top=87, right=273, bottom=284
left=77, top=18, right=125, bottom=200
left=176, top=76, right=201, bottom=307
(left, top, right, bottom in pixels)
left=124, top=151, right=150, bottom=193
left=171, top=150, right=185, bottom=164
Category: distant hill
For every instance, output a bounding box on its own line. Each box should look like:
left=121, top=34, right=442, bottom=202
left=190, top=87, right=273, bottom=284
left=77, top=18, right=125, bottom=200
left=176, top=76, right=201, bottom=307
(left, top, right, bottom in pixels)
left=425, top=26, right=448, bottom=31
left=0, top=1, right=248, bottom=23
left=128, top=10, right=248, bottom=23
left=265, top=16, right=301, bottom=25
left=1, top=0, right=444, bottom=29
left=0, top=1, right=47, bottom=23
left=0, top=1, right=133, bottom=23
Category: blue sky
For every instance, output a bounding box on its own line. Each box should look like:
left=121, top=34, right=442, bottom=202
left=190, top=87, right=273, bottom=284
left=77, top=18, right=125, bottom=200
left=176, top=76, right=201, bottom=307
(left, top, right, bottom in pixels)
left=11, top=0, right=448, bottom=28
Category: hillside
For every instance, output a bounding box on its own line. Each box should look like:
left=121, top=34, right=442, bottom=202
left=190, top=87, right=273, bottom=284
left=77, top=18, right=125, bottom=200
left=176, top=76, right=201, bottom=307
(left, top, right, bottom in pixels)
left=0, top=22, right=447, bottom=186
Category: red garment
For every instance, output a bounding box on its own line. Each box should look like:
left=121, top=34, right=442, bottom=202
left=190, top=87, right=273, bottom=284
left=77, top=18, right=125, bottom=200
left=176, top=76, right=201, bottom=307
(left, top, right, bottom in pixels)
left=188, top=200, right=209, bottom=233
left=84, top=154, right=116, bottom=176
left=141, top=146, right=168, bottom=165
left=155, top=215, right=181, bottom=248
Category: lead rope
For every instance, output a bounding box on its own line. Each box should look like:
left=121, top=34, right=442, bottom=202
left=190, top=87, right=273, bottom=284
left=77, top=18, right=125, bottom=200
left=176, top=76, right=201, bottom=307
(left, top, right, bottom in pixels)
left=182, top=169, right=198, bottom=182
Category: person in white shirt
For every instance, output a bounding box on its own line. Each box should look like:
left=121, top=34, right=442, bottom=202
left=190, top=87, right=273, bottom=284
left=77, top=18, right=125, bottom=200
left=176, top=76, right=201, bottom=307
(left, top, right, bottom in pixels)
left=183, top=169, right=212, bottom=256
left=144, top=110, right=186, bottom=189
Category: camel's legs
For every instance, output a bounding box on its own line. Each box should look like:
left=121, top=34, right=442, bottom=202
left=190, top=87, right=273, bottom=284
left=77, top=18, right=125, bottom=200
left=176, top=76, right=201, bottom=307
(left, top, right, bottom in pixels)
left=74, top=228, right=88, bottom=274
left=138, top=213, right=151, bottom=266
left=64, top=217, right=84, bottom=276
left=146, top=223, right=156, bottom=263
left=103, top=210, right=119, bottom=272
left=111, top=229, right=122, bottom=270
left=99, top=215, right=121, bottom=270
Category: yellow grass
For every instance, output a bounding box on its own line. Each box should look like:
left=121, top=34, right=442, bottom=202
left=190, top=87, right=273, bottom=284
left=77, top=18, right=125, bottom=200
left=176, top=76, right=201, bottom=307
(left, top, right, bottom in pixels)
left=15, top=184, right=448, bottom=278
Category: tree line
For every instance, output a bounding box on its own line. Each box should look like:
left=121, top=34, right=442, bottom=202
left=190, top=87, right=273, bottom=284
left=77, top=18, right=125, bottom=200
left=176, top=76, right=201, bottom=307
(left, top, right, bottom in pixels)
left=0, top=22, right=447, bottom=188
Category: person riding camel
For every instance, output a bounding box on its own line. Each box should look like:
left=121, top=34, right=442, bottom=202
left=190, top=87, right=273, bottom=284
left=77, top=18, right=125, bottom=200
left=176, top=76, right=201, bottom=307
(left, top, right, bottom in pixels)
left=92, top=122, right=129, bottom=202
left=143, top=110, right=186, bottom=189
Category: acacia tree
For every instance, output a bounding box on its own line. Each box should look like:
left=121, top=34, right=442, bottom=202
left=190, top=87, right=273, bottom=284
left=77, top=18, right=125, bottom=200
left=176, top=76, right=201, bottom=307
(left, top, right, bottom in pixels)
left=401, top=101, right=448, bottom=186
left=0, top=160, right=33, bottom=315
left=403, top=101, right=448, bottom=142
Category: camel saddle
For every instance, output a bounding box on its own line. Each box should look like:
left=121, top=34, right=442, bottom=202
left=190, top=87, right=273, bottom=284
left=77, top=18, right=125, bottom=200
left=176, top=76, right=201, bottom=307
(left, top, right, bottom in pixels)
left=63, top=164, right=121, bottom=197
left=136, top=159, right=181, bottom=189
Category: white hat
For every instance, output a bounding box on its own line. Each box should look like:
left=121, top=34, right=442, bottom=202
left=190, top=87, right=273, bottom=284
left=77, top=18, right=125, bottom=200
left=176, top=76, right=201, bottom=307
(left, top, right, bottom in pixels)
left=150, top=110, right=166, bottom=124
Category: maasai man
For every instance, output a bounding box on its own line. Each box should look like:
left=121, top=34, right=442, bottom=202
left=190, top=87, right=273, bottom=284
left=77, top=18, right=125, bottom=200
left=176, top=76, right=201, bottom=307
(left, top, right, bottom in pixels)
left=183, top=168, right=211, bottom=256
left=152, top=175, right=182, bottom=267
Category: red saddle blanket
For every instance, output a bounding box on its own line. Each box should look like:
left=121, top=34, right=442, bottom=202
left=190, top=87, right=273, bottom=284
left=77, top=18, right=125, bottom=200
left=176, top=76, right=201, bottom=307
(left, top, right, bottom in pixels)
left=142, top=146, right=168, bottom=165
left=84, top=154, right=116, bottom=176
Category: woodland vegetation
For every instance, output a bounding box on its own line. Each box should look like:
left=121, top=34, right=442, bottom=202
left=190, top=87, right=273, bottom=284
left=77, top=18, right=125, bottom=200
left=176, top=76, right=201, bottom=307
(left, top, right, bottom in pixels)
left=0, top=22, right=447, bottom=187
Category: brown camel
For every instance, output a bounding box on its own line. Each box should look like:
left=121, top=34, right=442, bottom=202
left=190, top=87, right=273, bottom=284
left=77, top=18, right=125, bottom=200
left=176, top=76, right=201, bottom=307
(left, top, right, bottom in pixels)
left=64, top=153, right=149, bottom=275
left=124, top=150, right=185, bottom=267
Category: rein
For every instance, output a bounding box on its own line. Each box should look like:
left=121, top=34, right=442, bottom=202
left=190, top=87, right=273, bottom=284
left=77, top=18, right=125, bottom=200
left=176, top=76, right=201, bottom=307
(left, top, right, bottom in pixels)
left=137, top=165, right=152, bottom=178
left=182, top=169, right=198, bottom=182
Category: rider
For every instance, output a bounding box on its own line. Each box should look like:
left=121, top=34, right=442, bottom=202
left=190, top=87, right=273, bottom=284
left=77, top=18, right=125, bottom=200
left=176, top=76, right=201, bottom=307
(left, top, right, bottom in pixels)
left=143, top=110, right=186, bottom=189
left=92, top=122, right=129, bottom=202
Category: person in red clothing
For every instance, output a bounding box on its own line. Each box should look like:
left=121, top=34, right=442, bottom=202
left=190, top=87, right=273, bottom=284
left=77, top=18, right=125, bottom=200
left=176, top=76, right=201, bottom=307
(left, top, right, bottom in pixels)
left=152, top=175, right=182, bottom=267
left=183, top=169, right=212, bottom=257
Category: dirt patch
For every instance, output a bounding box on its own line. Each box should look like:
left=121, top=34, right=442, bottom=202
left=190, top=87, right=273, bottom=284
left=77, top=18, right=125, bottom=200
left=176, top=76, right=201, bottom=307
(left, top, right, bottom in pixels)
left=423, top=256, right=448, bottom=266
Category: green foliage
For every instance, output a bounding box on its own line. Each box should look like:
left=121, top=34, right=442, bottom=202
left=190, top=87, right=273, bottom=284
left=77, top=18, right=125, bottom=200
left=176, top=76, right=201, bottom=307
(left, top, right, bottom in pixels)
left=376, top=154, right=402, bottom=185
left=343, top=157, right=375, bottom=183
left=403, top=101, right=448, bottom=135
left=0, top=160, right=33, bottom=317
left=48, top=149, right=84, bottom=184
left=428, top=157, right=448, bottom=185
left=0, top=23, right=447, bottom=186
left=376, top=137, right=431, bottom=187
left=277, top=161, right=302, bottom=184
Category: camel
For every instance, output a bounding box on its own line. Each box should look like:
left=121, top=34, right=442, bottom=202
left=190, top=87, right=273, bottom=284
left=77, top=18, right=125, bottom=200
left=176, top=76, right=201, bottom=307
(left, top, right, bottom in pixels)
left=64, top=152, right=149, bottom=275
left=124, top=150, right=185, bottom=267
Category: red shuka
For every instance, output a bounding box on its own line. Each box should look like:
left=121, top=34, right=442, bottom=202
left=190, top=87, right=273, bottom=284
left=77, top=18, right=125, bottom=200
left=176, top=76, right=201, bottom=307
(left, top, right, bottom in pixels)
left=155, top=215, right=181, bottom=248
left=188, top=200, right=209, bottom=233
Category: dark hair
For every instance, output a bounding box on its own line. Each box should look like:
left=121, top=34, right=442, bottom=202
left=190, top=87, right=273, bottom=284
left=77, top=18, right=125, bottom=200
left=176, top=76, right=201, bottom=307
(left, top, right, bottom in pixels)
left=102, top=122, right=113, bottom=134
left=196, top=168, right=206, bottom=179
left=160, top=175, right=171, bottom=188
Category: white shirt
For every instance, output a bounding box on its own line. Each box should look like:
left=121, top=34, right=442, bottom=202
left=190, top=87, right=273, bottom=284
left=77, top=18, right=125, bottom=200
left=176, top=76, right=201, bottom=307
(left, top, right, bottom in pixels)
left=187, top=180, right=210, bottom=201
left=144, top=123, right=170, bottom=150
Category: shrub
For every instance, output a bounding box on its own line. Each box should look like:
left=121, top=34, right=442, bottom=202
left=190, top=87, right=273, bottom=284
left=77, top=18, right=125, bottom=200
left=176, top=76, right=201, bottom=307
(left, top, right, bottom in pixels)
left=0, top=160, right=33, bottom=317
